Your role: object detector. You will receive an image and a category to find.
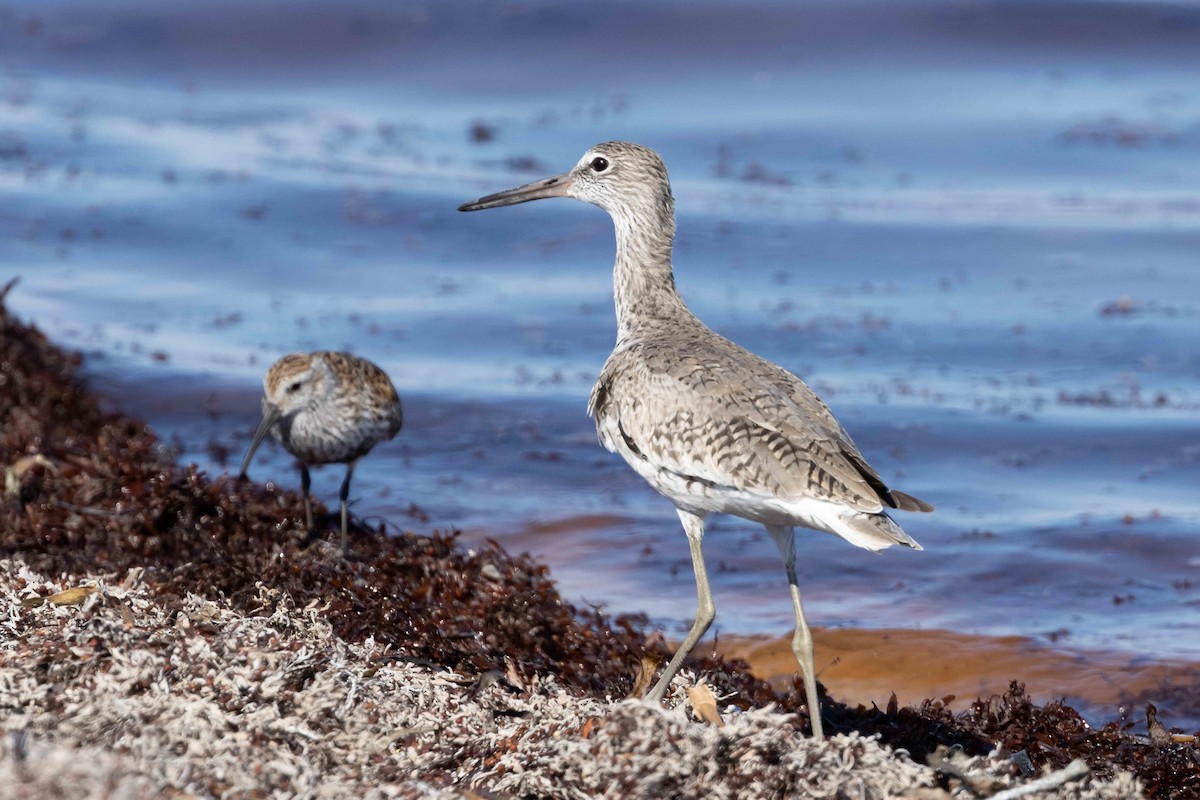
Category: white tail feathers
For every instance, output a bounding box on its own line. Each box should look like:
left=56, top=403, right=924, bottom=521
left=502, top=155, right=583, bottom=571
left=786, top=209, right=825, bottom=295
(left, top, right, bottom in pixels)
left=776, top=496, right=924, bottom=551
left=823, top=507, right=923, bottom=552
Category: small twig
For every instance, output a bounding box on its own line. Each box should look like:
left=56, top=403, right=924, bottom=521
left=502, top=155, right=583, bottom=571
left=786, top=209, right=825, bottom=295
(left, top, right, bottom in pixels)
left=52, top=500, right=128, bottom=518
left=284, top=723, right=323, bottom=742
left=988, top=759, right=1090, bottom=800
left=0, top=276, right=18, bottom=306
left=926, top=747, right=1004, bottom=796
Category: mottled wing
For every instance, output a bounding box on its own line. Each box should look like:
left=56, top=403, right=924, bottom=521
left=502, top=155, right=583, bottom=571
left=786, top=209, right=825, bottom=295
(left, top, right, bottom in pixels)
left=323, top=352, right=404, bottom=440
left=773, top=354, right=932, bottom=513
left=590, top=335, right=929, bottom=514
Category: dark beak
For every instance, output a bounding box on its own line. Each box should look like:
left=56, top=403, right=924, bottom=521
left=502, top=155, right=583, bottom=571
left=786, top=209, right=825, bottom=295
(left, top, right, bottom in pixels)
left=238, top=403, right=281, bottom=479
left=458, top=172, right=573, bottom=212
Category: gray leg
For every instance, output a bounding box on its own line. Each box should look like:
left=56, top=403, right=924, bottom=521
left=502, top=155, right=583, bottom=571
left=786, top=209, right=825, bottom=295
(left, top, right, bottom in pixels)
left=300, top=464, right=314, bottom=534
left=646, top=509, right=715, bottom=703
left=766, top=525, right=824, bottom=738
left=339, top=460, right=358, bottom=552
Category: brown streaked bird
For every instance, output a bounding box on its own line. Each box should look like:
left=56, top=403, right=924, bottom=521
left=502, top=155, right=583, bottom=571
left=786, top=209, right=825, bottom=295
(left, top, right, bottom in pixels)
left=239, top=351, right=403, bottom=551
left=459, top=141, right=932, bottom=736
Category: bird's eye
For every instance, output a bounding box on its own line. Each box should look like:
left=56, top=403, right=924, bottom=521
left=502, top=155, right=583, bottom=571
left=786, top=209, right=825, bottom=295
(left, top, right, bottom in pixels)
left=287, top=381, right=302, bottom=394
left=590, top=156, right=609, bottom=172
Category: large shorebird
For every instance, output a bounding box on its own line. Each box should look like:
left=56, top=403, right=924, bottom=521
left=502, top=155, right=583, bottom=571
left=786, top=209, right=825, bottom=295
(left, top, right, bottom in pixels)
left=459, top=142, right=931, bottom=736
left=239, top=351, right=403, bottom=551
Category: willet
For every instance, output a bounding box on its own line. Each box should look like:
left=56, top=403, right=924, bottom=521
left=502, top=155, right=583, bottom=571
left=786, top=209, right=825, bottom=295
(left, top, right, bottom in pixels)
left=239, top=351, right=403, bottom=551
left=459, top=142, right=932, bottom=736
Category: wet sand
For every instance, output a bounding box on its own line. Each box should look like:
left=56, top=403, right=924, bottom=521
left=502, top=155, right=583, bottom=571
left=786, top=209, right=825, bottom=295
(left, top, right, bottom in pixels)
left=722, top=629, right=1200, bottom=729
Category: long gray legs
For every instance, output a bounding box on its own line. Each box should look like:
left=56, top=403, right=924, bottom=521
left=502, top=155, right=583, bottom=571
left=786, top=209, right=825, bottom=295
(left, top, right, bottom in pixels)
left=339, top=459, right=358, bottom=552
left=643, top=515, right=824, bottom=737
left=766, top=525, right=823, bottom=737
left=646, top=509, right=715, bottom=703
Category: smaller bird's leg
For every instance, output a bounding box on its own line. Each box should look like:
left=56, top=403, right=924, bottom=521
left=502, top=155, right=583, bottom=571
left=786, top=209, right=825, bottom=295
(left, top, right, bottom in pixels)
left=300, top=464, right=314, bottom=534
left=767, top=525, right=823, bottom=737
left=646, top=510, right=715, bottom=703
left=339, top=459, right=358, bottom=552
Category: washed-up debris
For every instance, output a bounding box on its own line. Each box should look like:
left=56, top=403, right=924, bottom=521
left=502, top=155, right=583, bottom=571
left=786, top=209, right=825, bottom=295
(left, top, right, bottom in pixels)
left=989, top=760, right=1090, bottom=800
left=626, top=653, right=662, bottom=700
left=687, top=680, right=725, bottom=728
left=4, top=454, right=54, bottom=498
left=19, top=584, right=96, bottom=608
left=927, top=745, right=1008, bottom=795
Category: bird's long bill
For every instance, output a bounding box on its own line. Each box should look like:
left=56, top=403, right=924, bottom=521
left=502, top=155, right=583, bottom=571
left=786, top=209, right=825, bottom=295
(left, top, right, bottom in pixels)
left=458, top=172, right=573, bottom=212
left=238, top=403, right=280, bottom=479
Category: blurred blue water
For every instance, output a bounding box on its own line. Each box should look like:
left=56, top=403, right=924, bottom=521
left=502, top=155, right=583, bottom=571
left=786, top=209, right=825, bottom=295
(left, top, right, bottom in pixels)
left=2, top=1, right=1199, bottom=685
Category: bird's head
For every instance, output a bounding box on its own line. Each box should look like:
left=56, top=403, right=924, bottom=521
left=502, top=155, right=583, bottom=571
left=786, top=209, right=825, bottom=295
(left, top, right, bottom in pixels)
left=238, top=352, right=332, bottom=478
left=262, top=352, right=333, bottom=417
left=459, top=141, right=674, bottom=232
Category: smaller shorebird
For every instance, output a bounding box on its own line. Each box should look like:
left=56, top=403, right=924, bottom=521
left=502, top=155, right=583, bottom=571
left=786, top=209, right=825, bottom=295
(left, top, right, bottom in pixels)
left=239, top=351, right=403, bottom=551
left=459, top=142, right=932, bottom=737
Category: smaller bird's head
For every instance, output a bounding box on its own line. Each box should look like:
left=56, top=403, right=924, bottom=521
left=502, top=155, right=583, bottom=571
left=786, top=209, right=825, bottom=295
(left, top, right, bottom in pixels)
left=238, top=352, right=332, bottom=478
left=263, top=352, right=333, bottom=416
left=458, top=141, right=674, bottom=229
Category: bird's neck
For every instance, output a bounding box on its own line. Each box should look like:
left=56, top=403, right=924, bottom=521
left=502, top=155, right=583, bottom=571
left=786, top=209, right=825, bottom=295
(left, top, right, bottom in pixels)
left=611, top=204, right=688, bottom=338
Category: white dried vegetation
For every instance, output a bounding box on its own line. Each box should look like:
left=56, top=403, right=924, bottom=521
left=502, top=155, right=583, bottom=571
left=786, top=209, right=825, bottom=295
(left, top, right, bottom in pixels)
left=0, top=558, right=1141, bottom=799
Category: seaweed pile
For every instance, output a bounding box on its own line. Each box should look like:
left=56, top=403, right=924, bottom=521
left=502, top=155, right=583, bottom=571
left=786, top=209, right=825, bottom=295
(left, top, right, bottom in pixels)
left=1, top=284, right=1196, bottom=797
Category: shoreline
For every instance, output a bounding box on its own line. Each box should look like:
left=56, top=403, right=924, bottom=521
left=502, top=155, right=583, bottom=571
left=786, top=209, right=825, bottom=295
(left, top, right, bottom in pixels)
left=0, top=288, right=1194, bottom=797
left=721, top=628, right=1200, bottom=731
